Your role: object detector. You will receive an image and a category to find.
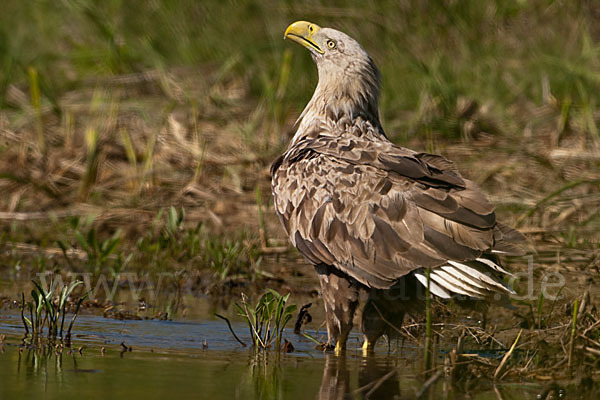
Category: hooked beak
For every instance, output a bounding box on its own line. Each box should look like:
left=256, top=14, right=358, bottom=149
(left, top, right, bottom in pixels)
left=284, top=21, right=324, bottom=54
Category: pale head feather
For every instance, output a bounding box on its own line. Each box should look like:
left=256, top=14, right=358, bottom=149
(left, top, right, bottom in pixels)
left=292, top=27, right=384, bottom=144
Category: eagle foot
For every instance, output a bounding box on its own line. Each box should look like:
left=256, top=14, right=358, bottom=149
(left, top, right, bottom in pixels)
left=362, top=339, right=375, bottom=356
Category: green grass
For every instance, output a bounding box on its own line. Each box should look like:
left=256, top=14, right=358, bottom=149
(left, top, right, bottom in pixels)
left=1, top=1, right=599, bottom=140
left=132, top=206, right=263, bottom=281
left=2, top=207, right=263, bottom=296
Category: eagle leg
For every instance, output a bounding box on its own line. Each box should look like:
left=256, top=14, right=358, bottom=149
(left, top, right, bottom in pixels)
left=317, top=269, right=359, bottom=354
left=361, top=290, right=402, bottom=355
left=361, top=277, right=419, bottom=354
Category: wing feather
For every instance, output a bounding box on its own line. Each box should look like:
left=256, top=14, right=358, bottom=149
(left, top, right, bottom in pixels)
left=271, top=127, right=524, bottom=291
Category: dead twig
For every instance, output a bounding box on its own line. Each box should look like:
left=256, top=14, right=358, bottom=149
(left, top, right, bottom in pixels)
left=293, top=303, right=312, bottom=334
left=582, top=317, right=600, bottom=337
left=416, top=370, right=443, bottom=399
left=350, top=369, right=397, bottom=397
left=585, top=347, right=600, bottom=357
left=214, top=313, right=247, bottom=347
left=372, top=302, right=419, bottom=344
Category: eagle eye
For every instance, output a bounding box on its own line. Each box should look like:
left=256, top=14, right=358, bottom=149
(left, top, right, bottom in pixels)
left=326, top=40, right=337, bottom=50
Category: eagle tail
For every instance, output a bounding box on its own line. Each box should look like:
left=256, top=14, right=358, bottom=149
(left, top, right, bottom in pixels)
left=413, top=257, right=515, bottom=302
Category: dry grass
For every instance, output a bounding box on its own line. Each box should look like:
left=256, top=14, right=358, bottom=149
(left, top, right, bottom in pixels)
left=1, top=64, right=598, bottom=274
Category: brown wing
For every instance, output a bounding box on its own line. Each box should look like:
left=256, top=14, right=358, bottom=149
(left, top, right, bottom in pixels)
left=308, top=133, right=467, bottom=190
left=272, top=135, right=521, bottom=291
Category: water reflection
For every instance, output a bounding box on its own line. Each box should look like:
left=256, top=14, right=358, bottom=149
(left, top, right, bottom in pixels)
left=317, top=355, right=350, bottom=400
left=18, top=344, right=100, bottom=374
left=317, top=354, right=400, bottom=400
left=14, top=345, right=405, bottom=400
left=357, top=356, right=400, bottom=399
left=246, top=351, right=402, bottom=400
left=18, top=344, right=64, bottom=377
left=1, top=340, right=554, bottom=399
left=247, top=351, right=285, bottom=400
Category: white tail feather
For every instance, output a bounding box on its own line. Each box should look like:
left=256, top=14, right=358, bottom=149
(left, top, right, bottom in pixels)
left=476, top=257, right=513, bottom=276
left=431, top=270, right=485, bottom=298
left=414, top=256, right=516, bottom=299
left=447, top=261, right=516, bottom=295
left=440, top=265, right=488, bottom=290
left=414, top=272, right=451, bottom=299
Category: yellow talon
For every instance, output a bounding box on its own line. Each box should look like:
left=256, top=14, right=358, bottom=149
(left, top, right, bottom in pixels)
left=362, top=340, right=371, bottom=351
left=362, top=339, right=374, bottom=356
left=334, top=340, right=344, bottom=355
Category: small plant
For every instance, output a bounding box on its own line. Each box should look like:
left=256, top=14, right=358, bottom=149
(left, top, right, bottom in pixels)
left=164, top=206, right=185, bottom=239
left=76, top=228, right=122, bottom=274
left=515, top=286, right=564, bottom=329
left=57, top=216, right=123, bottom=274
left=133, top=208, right=261, bottom=282
left=235, top=290, right=297, bottom=350
left=205, top=238, right=244, bottom=280
left=21, top=278, right=90, bottom=342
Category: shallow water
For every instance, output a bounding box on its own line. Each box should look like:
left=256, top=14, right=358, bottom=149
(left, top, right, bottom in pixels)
left=0, top=310, right=545, bottom=399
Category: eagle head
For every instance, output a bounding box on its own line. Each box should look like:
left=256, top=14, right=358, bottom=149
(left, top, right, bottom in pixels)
left=284, top=21, right=381, bottom=128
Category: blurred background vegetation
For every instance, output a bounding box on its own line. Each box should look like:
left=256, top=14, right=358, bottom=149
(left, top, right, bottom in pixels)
left=2, top=0, right=600, bottom=134
left=0, top=0, right=598, bottom=285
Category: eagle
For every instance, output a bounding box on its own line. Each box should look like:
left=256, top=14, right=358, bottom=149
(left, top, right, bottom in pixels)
left=271, top=21, right=524, bottom=354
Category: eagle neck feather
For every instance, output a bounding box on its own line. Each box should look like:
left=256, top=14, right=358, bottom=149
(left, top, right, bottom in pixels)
left=290, top=57, right=385, bottom=147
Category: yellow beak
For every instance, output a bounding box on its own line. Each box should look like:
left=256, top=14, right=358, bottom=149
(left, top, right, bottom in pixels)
left=284, top=21, right=324, bottom=54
